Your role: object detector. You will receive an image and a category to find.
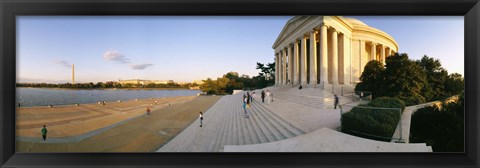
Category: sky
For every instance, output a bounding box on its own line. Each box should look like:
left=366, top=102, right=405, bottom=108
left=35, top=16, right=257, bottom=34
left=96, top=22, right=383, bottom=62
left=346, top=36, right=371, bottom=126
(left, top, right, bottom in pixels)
left=17, top=16, right=464, bottom=84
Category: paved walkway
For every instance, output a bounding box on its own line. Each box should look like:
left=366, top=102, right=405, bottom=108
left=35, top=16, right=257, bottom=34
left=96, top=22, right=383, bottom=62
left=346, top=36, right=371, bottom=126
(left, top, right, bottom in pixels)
left=16, top=95, right=222, bottom=152
left=158, top=86, right=432, bottom=152
left=391, top=96, right=458, bottom=143
left=157, top=92, right=305, bottom=152
left=265, top=87, right=357, bottom=132
left=225, top=128, right=432, bottom=152
left=17, top=96, right=191, bottom=138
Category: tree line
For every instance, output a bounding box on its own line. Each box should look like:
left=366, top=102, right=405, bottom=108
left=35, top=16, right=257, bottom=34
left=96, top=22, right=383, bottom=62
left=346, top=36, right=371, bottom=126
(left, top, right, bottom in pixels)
left=16, top=81, right=199, bottom=89
left=355, top=53, right=464, bottom=106
left=199, top=62, right=275, bottom=94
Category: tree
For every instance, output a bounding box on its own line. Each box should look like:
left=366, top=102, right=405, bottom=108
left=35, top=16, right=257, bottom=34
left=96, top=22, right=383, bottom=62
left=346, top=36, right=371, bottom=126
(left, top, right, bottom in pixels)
left=200, top=78, right=218, bottom=94
left=355, top=53, right=431, bottom=105
left=355, top=60, right=385, bottom=98
left=444, top=73, right=464, bottom=96
left=255, top=62, right=275, bottom=87
left=382, top=53, right=428, bottom=105
left=216, top=77, right=229, bottom=94
left=224, top=72, right=244, bottom=94
left=416, top=55, right=448, bottom=101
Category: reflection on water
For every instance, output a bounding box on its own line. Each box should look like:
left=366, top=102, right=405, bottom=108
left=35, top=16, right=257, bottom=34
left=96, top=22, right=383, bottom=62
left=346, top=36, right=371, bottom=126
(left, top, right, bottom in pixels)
left=16, top=88, right=202, bottom=107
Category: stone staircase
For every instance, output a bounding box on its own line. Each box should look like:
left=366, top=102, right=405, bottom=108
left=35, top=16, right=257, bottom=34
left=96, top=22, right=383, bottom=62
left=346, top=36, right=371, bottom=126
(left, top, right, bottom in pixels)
left=224, top=128, right=432, bottom=152
left=157, top=91, right=305, bottom=152
left=267, top=87, right=357, bottom=109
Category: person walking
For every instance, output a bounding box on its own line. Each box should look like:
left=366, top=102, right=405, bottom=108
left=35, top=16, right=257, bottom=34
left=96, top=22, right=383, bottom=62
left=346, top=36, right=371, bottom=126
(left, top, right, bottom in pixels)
left=146, top=106, right=151, bottom=115
left=41, top=125, right=48, bottom=141
left=243, top=96, right=249, bottom=118
left=266, top=90, right=271, bottom=104
left=199, top=111, right=204, bottom=127
left=334, top=94, right=339, bottom=109
left=270, top=92, right=274, bottom=102
left=261, top=90, right=265, bottom=103
left=246, top=92, right=251, bottom=109
left=252, top=92, right=256, bottom=102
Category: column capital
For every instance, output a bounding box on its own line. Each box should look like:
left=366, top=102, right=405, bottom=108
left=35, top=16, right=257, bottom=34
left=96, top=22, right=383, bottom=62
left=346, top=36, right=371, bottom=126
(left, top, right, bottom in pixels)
left=330, top=28, right=338, bottom=33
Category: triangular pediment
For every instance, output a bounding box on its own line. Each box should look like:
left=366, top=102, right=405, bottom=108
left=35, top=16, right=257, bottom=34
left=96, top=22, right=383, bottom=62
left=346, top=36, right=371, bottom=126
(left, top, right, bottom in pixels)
left=272, top=16, right=322, bottom=49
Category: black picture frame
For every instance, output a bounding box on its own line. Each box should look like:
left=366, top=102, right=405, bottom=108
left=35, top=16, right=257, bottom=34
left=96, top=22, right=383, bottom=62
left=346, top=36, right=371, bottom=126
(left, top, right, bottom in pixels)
left=1, top=0, right=479, bottom=167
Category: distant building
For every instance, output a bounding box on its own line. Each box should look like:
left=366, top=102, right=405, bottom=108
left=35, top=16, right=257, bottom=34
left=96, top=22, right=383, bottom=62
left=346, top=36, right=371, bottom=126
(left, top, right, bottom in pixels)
left=118, top=79, right=174, bottom=86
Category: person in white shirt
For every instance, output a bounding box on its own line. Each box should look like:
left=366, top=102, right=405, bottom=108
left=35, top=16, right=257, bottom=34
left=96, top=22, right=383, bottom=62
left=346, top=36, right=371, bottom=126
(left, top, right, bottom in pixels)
left=199, top=111, right=204, bottom=127
left=266, top=90, right=271, bottom=104
left=252, top=92, right=256, bottom=102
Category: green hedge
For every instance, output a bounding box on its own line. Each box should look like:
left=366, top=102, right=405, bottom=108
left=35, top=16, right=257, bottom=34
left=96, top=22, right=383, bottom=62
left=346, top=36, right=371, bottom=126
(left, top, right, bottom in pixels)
left=341, top=97, right=405, bottom=141
left=368, top=97, right=406, bottom=110
left=398, top=96, right=425, bottom=106
left=410, top=98, right=464, bottom=152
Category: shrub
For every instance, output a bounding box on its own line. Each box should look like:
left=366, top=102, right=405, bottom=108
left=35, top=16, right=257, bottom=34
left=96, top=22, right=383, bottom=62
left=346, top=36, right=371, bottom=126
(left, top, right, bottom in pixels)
left=398, top=96, right=425, bottom=106
left=368, top=97, right=406, bottom=111
left=341, top=97, right=404, bottom=141
left=410, top=94, right=464, bottom=152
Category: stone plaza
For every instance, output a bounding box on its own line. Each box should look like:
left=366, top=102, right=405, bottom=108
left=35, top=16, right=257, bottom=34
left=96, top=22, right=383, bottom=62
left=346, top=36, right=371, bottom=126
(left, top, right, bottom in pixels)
left=157, top=16, right=432, bottom=152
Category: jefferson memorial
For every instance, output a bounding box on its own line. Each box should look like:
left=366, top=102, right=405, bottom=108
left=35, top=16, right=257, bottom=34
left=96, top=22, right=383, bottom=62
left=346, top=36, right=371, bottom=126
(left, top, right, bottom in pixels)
left=273, top=16, right=398, bottom=88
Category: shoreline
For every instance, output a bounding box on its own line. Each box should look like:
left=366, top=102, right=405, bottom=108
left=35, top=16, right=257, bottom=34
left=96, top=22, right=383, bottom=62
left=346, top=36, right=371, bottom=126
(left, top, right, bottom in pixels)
left=16, top=87, right=204, bottom=107
left=16, top=95, right=223, bottom=152
left=16, top=95, right=197, bottom=137
left=17, top=86, right=201, bottom=91
left=17, top=95, right=193, bottom=108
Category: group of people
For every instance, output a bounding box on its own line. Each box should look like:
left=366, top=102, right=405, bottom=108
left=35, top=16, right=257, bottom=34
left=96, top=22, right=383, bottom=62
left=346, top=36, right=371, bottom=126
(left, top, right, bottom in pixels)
left=241, top=90, right=274, bottom=118
left=260, top=90, right=273, bottom=103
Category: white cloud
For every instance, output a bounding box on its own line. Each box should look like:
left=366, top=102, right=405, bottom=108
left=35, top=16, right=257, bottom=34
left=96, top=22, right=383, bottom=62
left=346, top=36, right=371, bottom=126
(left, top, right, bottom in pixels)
left=54, top=60, right=71, bottom=68
left=130, top=64, right=153, bottom=70
left=103, top=49, right=130, bottom=63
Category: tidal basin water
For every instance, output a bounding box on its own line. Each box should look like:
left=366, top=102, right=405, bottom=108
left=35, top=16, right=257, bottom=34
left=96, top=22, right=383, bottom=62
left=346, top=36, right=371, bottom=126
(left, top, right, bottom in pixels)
left=16, top=87, right=203, bottom=107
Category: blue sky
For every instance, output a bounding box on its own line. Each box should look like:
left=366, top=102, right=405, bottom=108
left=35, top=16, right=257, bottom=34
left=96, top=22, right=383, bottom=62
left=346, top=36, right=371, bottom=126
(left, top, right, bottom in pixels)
left=17, top=16, right=463, bottom=83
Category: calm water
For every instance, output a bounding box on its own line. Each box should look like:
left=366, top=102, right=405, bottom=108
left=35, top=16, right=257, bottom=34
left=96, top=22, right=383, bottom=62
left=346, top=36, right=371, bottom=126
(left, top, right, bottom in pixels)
left=16, top=87, right=203, bottom=107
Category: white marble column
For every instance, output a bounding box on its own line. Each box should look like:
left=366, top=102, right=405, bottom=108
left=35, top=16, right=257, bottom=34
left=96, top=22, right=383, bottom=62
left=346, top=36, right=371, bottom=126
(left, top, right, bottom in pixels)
left=371, top=42, right=376, bottom=61
left=283, top=48, right=287, bottom=85
left=331, top=29, right=338, bottom=85
left=320, top=24, right=328, bottom=87
left=386, top=48, right=391, bottom=64
left=275, top=54, right=279, bottom=85
left=359, top=40, right=365, bottom=75
left=338, top=33, right=345, bottom=84
left=381, top=45, right=385, bottom=65
left=288, top=45, right=293, bottom=85
left=294, top=40, right=300, bottom=85
left=301, top=36, right=308, bottom=85
left=309, top=31, right=317, bottom=86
